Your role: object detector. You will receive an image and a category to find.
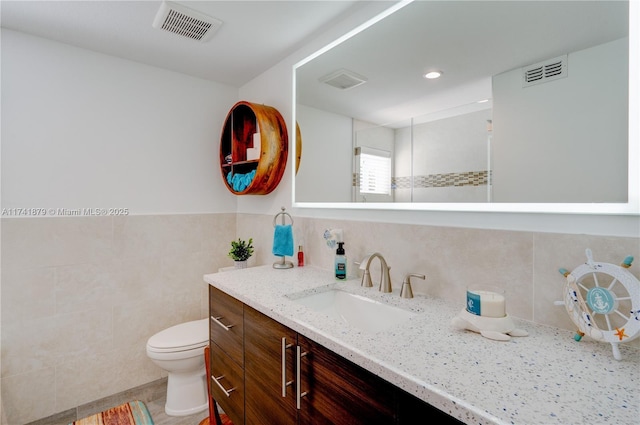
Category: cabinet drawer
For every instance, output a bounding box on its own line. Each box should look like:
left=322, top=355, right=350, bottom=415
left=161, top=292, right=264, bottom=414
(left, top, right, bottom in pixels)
left=209, top=286, right=244, bottom=366
left=297, top=334, right=396, bottom=425
left=210, top=343, right=245, bottom=425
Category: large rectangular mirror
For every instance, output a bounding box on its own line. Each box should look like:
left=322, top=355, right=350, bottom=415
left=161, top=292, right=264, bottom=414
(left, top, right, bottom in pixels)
left=293, top=0, right=639, bottom=214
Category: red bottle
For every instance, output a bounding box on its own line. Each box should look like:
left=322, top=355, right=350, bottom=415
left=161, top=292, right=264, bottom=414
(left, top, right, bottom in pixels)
left=297, top=245, right=304, bottom=267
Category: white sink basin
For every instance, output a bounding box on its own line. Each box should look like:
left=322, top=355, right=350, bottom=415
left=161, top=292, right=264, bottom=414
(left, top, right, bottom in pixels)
left=291, top=289, right=416, bottom=332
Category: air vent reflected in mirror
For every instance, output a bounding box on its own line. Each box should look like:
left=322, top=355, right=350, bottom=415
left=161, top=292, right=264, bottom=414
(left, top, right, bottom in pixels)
left=320, top=69, right=368, bottom=90
left=522, top=55, right=568, bottom=87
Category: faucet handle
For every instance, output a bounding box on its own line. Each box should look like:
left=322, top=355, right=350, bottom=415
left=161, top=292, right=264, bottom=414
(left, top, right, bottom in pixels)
left=400, top=273, right=425, bottom=298
left=358, top=254, right=372, bottom=270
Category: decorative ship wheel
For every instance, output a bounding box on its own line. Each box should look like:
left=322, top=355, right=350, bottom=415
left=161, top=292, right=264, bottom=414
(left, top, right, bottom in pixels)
left=557, top=249, right=640, bottom=360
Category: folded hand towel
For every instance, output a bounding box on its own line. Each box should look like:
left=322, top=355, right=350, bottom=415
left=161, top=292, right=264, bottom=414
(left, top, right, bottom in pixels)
left=272, top=224, right=294, bottom=257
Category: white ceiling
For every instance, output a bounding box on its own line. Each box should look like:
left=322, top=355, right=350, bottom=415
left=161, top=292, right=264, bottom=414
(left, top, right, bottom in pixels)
left=296, top=0, right=630, bottom=125
left=1, top=1, right=630, bottom=125
left=0, top=0, right=374, bottom=87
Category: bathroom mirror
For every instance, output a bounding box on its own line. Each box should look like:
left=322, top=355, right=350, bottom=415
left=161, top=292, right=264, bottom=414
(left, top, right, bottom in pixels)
left=293, top=0, right=639, bottom=214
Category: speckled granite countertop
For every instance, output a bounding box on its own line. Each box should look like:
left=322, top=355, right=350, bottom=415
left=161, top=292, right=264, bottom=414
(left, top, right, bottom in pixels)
left=204, top=265, right=639, bottom=425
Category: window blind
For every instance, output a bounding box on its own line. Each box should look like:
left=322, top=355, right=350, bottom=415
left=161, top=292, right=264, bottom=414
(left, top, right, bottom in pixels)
left=357, top=147, right=391, bottom=195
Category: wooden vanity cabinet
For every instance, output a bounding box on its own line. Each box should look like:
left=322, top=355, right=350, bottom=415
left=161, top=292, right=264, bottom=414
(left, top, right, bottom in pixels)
left=209, top=344, right=244, bottom=425
left=244, top=305, right=297, bottom=425
left=208, top=287, right=245, bottom=425
left=296, top=334, right=396, bottom=425
left=243, top=305, right=394, bottom=425
left=209, top=287, right=464, bottom=425
left=396, top=390, right=465, bottom=424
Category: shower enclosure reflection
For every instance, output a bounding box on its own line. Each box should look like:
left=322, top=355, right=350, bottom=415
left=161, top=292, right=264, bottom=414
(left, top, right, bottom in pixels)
left=294, top=0, right=631, bottom=207
left=354, top=103, right=493, bottom=203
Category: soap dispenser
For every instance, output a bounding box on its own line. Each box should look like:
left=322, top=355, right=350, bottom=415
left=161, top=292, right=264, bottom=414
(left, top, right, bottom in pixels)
left=335, top=242, right=347, bottom=280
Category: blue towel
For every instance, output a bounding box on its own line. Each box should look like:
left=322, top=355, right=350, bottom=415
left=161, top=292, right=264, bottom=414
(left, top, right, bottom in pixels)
left=227, top=169, right=256, bottom=192
left=272, top=224, right=294, bottom=257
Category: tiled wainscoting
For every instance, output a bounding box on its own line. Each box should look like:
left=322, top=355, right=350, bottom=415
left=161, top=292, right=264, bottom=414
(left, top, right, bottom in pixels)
left=236, top=213, right=640, bottom=334
left=1, top=214, right=236, bottom=424
left=2, top=212, right=638, bottom=424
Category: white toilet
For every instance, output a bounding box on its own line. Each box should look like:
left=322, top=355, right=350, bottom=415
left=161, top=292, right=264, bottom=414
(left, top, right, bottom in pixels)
left=146, top=318, right=209, bottom=416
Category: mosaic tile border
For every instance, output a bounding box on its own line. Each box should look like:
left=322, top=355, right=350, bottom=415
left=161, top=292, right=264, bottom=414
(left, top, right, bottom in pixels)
left=394, top=170, right=489, bottom=189
left=354, top=171, right=489, bottom=189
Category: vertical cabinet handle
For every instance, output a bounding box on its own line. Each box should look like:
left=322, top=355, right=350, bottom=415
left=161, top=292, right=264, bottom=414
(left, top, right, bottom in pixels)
left=281, top=337, right=294, bottom=397
left=211, top=375, right=235, bottom=397
left=296, top=346, right=308, bottom=409
left=211, top=315, right=234, bottom=331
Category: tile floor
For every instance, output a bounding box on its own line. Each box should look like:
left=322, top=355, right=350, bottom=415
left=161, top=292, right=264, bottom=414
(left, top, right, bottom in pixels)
left=144, top=397, right=208, bottom=425
left=25, top=379, right=210, bottom=425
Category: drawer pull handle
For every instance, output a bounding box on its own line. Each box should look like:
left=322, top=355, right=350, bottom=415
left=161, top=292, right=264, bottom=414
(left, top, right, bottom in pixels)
left=296, top=346, right=308, bottom=409
left=281, top=337, right=294, bottom=397
left=211, top=315, right=234, bottom=331
left=212, top=374, right=235, bottom=397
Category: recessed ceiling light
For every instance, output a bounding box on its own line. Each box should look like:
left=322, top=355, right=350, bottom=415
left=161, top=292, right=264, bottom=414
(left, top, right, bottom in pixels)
left=424, top=70, right=443, bottom=79
left=477, top=99, right=490, bottom=103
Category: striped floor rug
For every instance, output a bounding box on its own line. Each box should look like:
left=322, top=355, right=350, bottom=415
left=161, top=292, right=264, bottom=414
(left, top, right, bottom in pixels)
left=70, top=400, right=154, bottom=425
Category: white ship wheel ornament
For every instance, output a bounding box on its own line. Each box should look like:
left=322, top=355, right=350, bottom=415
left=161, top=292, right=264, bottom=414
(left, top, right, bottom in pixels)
left=557, top=249, right=640, bottom=360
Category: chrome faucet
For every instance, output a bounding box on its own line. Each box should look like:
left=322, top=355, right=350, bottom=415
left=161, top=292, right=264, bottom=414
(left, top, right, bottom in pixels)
left=361, top=252, right=392, bottom=293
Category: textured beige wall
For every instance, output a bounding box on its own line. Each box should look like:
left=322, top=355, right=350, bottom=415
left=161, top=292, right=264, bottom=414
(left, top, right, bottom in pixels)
left=239, top=213, right=640, bottom=334
left=0, top=213, right=235, bottom=424
left=2, top=212, right=638, bottom=423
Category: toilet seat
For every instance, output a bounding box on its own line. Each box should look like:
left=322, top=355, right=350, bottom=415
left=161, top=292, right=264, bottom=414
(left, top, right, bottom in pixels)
left=147, top=318, right=208, bottom=353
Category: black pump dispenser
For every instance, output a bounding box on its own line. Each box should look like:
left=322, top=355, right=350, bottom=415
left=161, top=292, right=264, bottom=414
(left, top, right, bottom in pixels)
left=335, top=242, right=347, bottom=280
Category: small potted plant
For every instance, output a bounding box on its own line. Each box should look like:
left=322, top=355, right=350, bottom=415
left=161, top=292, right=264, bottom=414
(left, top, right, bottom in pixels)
left=228, top=238, right=254, bottom=269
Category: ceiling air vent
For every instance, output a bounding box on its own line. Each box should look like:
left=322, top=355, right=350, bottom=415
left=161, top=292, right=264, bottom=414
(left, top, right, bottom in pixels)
left=522, top=55, right=568, bottom=88
left=320, top=69, right=368, bottom=90
left=153, top=1, right=222, bottom=42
